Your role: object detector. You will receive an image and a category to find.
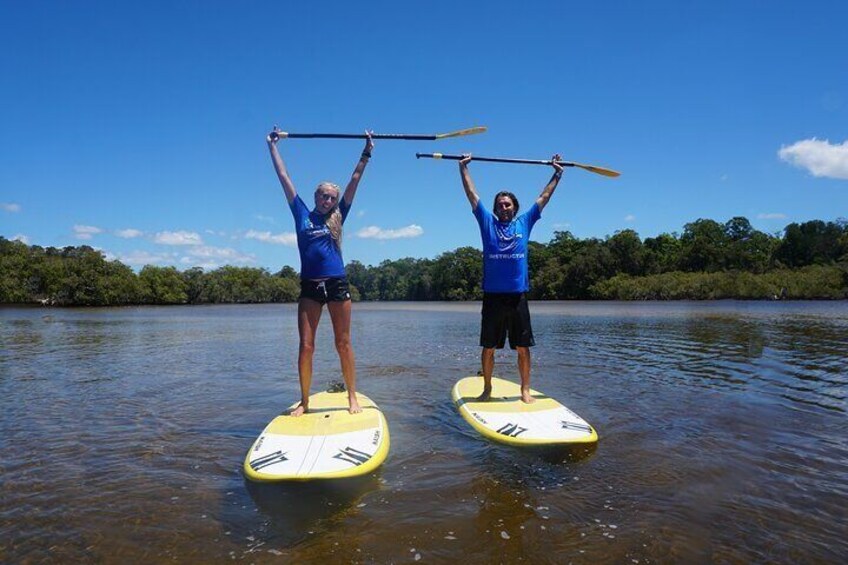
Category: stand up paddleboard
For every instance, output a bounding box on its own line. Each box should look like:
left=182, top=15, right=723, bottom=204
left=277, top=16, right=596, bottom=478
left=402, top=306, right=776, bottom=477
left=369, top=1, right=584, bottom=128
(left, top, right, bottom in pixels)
left=452, top=376, right=598, bottom=447
left=244, top=390, right=390, bottom=482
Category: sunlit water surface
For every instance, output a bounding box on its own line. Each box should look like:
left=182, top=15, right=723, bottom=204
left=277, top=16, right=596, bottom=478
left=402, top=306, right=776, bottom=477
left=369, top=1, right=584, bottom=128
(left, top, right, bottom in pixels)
left=1, top=301, right=846, bottom=563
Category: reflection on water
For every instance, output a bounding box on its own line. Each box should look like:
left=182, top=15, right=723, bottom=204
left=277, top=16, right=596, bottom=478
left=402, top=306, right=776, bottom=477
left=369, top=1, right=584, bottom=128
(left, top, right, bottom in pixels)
left=245, top=474, right=381, bottom=550
left=1, top=301, right=847, bottom=562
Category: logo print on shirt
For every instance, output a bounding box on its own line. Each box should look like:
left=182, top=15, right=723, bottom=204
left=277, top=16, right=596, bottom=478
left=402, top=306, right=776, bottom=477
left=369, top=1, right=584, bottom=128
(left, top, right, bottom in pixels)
left=496, top=223, right=522, bottom=253
left=306, top=215, right=330, bottom=240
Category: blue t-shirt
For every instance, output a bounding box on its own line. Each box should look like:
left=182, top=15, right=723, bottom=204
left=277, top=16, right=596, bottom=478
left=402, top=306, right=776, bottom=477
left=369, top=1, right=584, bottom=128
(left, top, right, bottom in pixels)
left=473, top=201, right=541, bottom=293
left=290, top=194, right=350, bottom=279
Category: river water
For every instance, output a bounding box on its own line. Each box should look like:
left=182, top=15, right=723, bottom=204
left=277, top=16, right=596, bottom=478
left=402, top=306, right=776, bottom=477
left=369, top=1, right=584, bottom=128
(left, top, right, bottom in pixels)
left=1, top=301, right=846, bottom=563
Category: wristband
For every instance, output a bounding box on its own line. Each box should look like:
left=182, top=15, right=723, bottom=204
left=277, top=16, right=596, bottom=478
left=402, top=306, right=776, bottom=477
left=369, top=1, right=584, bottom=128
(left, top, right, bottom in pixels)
left=553, top=170, right=562, bottom=179
left=361, top=151, right=372, bottom=160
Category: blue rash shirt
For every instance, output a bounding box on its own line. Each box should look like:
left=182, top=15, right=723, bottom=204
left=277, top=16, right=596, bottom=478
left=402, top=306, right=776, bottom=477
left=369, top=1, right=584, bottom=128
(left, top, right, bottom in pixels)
left=473, top=200, right=541, bottom=293
left=290, top=194, right=351, bottom=280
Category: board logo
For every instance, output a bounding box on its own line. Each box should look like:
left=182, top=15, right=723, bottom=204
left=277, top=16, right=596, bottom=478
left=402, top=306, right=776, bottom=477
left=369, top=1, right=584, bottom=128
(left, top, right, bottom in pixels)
left=372, top=430, right=381, bottom=446
left=471, top=411, right=489, bottom=425
left=250, top=450, right=288, bottom=471
left=333, top=446, right=372, bottom=466
left=496, top=422, right=528, bottom=438
left=560, top=420, right=593, bottom=433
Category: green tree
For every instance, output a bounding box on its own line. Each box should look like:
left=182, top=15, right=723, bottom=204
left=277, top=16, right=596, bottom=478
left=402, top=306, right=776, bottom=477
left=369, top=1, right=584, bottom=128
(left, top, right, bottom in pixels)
left=0, top=238, right=31, bottom=303
left=679, top=219, right=728, bottom=272
left=346, top=260, right=376, bottom=300
left=607, top=229, right=646, bottom=276
left=776, top=220, right=846, bottom=267
left=561, top=239, right=615, bottom=298
left=643, top=233, right=681, bottom=274
left=139, top=266, right=188, bottom=304
left=431, top=247, right=483, bottom=300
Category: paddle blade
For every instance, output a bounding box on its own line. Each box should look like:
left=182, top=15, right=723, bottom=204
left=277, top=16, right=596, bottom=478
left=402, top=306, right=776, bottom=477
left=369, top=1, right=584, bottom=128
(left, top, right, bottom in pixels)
left=569, top=162, right=621, bottom=177
left=435, top=126, right=487, bottom=139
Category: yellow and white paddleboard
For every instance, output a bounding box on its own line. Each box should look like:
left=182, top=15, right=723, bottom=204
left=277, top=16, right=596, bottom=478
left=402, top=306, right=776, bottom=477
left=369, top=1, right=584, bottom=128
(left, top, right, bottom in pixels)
left=452, top=376, right=598, bottom=447
left=244, top=391, right=390, bottom=482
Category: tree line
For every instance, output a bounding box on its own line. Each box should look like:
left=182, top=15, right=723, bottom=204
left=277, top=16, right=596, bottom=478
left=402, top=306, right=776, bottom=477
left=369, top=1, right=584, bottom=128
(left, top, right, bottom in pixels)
left=0, top=240, right=301, bottom=306
left=2, top=217, right=847, bottom=306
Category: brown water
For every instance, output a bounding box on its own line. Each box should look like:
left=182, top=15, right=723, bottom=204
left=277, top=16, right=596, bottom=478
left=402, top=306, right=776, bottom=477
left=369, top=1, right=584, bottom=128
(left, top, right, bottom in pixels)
left=1, top=302, right=846, bottom=563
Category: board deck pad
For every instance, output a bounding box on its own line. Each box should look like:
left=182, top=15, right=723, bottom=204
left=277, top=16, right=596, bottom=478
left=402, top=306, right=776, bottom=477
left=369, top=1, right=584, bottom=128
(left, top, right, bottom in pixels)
left=244, top=391, right=390, bottom=481
left=452, top=376, right=598, bottom=446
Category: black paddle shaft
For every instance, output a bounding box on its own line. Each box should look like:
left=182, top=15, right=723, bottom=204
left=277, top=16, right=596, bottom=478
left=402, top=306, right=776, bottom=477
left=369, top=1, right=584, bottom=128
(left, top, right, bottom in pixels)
left=416, top=153, right=567, bottom=166
left=271, top=132, right=437, bottom=141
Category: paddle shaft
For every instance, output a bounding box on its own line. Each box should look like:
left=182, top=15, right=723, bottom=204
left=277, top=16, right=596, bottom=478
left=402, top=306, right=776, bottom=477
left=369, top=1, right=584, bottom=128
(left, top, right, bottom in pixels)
left=416, top=153, right=621, bottom=177
left=419, top=153, right=578, bottom=166
left=276, top=132, right=438, bottom=140
left=269, top=126, right=486, bottom=142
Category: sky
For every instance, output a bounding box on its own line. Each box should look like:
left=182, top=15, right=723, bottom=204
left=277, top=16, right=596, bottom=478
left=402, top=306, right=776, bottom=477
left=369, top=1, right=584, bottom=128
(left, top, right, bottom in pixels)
left=1, top=1, right=847, bottom=272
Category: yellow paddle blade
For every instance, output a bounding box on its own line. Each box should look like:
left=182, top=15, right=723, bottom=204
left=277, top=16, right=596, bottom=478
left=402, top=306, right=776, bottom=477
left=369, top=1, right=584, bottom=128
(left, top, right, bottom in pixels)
left=435, top=126, right=488, bottom=139
left=571, top=162, right=621, bottom=177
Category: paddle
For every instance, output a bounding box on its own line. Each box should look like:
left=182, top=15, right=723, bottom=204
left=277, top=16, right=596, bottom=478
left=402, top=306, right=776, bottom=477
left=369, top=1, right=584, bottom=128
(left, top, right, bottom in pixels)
left=416, top=152, right=621, bottom=178
left=269, top=126, right=487, bottom=142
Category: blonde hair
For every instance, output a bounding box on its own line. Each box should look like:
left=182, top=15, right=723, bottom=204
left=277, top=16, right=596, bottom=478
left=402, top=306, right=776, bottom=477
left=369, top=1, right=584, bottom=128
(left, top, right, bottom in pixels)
left=316, top=182, right=343, bottom=248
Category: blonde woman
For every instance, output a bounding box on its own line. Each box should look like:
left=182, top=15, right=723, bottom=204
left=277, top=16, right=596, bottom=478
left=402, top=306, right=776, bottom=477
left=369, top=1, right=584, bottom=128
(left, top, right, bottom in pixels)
left=267, top=126, right=374, bottom=416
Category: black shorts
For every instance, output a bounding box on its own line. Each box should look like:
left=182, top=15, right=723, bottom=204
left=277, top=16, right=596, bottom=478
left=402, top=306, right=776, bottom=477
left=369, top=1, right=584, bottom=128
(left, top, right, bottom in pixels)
left=300, top=277, right=351, bottom=304
left=480, top=292, right=535, bottom=349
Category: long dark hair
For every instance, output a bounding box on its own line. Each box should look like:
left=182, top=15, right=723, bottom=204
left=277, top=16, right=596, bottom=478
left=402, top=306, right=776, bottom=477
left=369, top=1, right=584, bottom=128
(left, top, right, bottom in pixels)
left=493, top=191, right=519, bottom=214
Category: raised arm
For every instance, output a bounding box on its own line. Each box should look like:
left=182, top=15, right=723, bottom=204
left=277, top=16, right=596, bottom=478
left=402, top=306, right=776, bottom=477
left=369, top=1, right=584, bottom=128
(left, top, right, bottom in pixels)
left=341, top=131, right=374, bottom=207
left=267, top=126, right=297, bottom=204
left=535, top=153, right=564, bottom=212
left=458, top=154, right=480, bottom=210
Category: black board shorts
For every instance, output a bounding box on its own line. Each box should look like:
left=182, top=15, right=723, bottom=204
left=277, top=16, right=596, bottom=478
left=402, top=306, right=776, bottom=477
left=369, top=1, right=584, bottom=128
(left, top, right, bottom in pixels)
left=300, top=277, right=351, bottom=304
left=480, top=292, right=535, bottom=349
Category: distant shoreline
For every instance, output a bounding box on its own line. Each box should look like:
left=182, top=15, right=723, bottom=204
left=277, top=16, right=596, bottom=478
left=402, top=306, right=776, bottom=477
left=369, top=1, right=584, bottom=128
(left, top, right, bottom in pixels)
left=3, top=216, right=846, bottom=306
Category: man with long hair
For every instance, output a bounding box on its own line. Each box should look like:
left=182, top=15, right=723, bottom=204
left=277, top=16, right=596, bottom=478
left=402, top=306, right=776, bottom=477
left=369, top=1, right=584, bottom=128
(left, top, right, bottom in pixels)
left=458, top=153, right=564, bottom=403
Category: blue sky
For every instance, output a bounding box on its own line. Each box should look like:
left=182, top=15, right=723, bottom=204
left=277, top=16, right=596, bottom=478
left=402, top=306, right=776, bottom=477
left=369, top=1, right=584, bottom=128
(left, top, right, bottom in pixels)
left=2, top=1, right=846, bottom=271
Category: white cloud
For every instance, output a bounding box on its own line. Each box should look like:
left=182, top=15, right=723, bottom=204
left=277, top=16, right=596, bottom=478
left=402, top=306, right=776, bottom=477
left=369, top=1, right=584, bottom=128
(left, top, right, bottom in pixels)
left=778, top=138, right=848, bottom=180
left=356, top=224, right=424, bottom=240
left=73, top=225, right=103, bottom=240
left=116, top=250, right=176, bottom=266
left=245, top=229, right=297, bottom=246
left=757, top=213, right=787, bottom=220
left=2, top=203, right=21, bottom=212
left=254, top=214, right=276, bottom=224
left=12, top=234, right=29, bottom=244
left=154, top=230, right=203, bottom=245
left=185, top=245, right=249, bottom=259
left=552, top=222, right=571, bottom=230
left=181, top=245, right=256, bottom=269
left=182, top=259, right=220, bottom=270
left=115, top=228, right=143, bottom=239
left=624, top=214, right=636, bottom=222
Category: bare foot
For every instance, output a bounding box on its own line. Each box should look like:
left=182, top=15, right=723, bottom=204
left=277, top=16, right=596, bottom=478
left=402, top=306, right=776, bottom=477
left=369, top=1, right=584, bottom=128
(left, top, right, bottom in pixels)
left=520, top=388, right=536, bottom=404
left=290, top=402, right=308, bottom=417
left=348, top=394, right=362, bottom=414
left=476, top=386, right=492, bottom=402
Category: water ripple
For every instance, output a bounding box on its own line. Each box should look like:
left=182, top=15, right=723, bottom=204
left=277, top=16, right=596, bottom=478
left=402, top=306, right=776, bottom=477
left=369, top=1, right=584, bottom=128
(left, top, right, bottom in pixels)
left=1, top=302, right=846, bottom=562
